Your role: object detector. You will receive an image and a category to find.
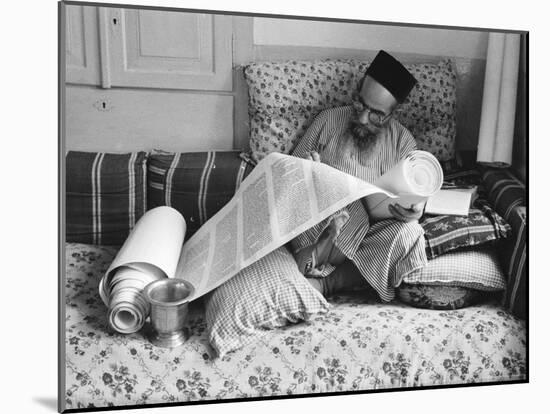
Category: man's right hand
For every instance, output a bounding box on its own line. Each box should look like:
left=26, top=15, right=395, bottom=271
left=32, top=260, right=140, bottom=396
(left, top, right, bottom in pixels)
left=388, top=202, right=425, bottom=222
left=307, top=151, right=321, bottom=162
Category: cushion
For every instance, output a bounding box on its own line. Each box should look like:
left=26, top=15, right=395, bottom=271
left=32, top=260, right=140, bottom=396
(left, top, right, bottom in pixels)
left=147, top=150, right=254, bottom=240
left=480, top=167, right=526, bottom=319
left=421, top=200, right=511, bottom=260
left=66, top=151, right=147, bottom=245
left=500, top=206, right=527, bottom=319
left=481, top=168, right=526, bottom=221
left=205, top=246, right=330, bottom=357
left=401, top=248, right=506, bottom=291
left=243, top=58, right=456, bottom=162
left=442, top=167, right=483, bottom=185
left=397, top=283, right=481, bottom=310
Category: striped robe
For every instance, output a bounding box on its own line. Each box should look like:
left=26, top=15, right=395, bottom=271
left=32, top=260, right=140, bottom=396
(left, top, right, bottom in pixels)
left=291, top=106, right=427, bottom=301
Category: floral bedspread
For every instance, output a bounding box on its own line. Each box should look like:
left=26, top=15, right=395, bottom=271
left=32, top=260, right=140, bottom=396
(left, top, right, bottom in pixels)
left=64, top=243, right=526, bottom=410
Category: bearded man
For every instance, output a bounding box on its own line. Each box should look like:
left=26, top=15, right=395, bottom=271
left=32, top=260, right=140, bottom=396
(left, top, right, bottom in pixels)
left=291, top=50, right=428, bottom=301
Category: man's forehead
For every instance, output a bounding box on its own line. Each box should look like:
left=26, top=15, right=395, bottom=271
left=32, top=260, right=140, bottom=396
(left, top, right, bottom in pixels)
left=360, top=75, right=398, bottom=113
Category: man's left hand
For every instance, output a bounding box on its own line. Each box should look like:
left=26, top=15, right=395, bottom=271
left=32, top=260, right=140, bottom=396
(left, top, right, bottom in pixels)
left=388, top=202, right=424, bottom=222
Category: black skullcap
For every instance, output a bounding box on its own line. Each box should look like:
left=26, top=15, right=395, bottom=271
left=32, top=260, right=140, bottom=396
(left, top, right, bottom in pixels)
left=366, top=50, right=417, bottom=103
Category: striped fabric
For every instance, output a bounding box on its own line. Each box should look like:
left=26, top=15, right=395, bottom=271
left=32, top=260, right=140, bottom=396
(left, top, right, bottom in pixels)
left=148, top=150, right=254, bottom=240
left=500, top=206, right=527, bottom=319
left=353, top=219, right=428, bottom=300
left=481, top=168, right=526, bottom=221
left=66, top=151, right=147, bottom=246
left=205, top=246, right=330, bottom=357
left=481, top=169, right=527, bottom=319
left=402, top=248, right=507, bottom=291
left=290, top=106, right=427, bottom=301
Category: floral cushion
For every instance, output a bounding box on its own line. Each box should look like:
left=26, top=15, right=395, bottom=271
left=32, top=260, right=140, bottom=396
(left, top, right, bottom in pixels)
left=243, top=59, right=457, bottom=162
left=248, top=112, right=312, bottom=155
left=397, top=284, right=482, bottom=310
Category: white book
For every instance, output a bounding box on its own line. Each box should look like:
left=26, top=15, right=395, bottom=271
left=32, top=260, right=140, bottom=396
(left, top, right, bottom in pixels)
left=424, top=187, right=477, bottom=216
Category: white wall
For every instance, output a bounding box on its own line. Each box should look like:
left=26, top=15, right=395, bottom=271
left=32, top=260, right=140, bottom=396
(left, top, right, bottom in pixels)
left=253, top=17, right=489, bottom=58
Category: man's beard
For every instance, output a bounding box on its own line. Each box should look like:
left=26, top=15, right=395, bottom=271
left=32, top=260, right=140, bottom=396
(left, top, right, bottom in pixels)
left=349, top=118, right=382, bottom=153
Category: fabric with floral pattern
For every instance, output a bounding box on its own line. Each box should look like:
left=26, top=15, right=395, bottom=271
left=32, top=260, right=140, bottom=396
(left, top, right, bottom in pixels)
left=243, top=59, right=457, bottom=163
left=397, top=283, right=483, bottom=310
left=64, top=243, right=525, bottom=410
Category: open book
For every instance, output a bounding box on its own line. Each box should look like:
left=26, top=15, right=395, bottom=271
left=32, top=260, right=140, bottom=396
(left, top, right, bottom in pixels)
left=424, top=186, right=478, bottom=217
left=99, top=151, right=443, bottom=333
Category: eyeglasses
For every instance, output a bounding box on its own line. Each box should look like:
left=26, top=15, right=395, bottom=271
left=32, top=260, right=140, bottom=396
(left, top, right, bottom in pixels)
left=351, top=93, right=392, bottom=127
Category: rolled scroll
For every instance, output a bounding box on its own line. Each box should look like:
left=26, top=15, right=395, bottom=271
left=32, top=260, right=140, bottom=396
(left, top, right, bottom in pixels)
left=99, top=206, right=186, bottom=333
left=364, top=150, right=444, bottom=221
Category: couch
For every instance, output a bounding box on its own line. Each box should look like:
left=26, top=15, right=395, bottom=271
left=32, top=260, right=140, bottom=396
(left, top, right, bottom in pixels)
left=62, top=58, right=527, bottom=411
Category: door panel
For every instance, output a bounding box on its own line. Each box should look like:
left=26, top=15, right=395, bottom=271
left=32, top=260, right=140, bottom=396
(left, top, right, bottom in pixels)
left=65, top=5, right=101, bottom=85
left=106, top=8, right=233, bottom=91
left=65, top=86, right=234, bottom=152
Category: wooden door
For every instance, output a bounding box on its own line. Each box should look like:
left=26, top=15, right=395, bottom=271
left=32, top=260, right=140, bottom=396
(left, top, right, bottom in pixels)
left=103, top=8, right=233, bottom=91
left=65, top=5, right=101, bottom=85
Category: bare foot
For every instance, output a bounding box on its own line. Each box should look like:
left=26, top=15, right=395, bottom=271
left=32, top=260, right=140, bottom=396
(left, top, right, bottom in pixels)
left=295, top=211, right=349, bottom=276
left=315, top=211, right=349, bottom=263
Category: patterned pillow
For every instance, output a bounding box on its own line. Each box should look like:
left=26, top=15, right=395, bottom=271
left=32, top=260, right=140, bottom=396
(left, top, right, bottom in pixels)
left=66, top=151, right=147, bottom=246
left=249, top=111, right=313, bottom=155
left=243, top=59, right=457, bottom=162
left=421, top=200, right=511, bottom=260
left=395, top=60, right=457, bottom=160
left=147, top=150, right=254, bottom=240
left=401, top=248, right=506, bottom=291
left=205, top=246, right=330, bottom=357
left=397, top=284, right=481, bottom=310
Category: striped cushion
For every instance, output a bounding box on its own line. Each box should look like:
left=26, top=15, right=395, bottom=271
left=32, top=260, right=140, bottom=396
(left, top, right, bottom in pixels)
left=205, top=246, right=329, bottom=357
left=481, top=168, right=526, bottom=319
left=66, top=151, right=147, bottom=245
left=443, top=167, right=482, bottom=185
left=402, top=248, right=506, bottom=291
left=481, top=168, right=526, bottom=221
left=421, top=200, right=511, bottom=260
left=499, top=206, right=527, bottom=319
left=147, top=150, right=254, bottom=240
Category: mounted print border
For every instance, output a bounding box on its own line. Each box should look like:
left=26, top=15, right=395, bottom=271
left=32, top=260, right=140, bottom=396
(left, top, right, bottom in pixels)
left=59, top=1, right=528, bottom=412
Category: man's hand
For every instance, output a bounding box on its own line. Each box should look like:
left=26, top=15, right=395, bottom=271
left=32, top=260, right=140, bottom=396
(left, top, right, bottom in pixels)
left=388, top=202, right=424, bottom=222
left=307, top=151, right=321, bottom=163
